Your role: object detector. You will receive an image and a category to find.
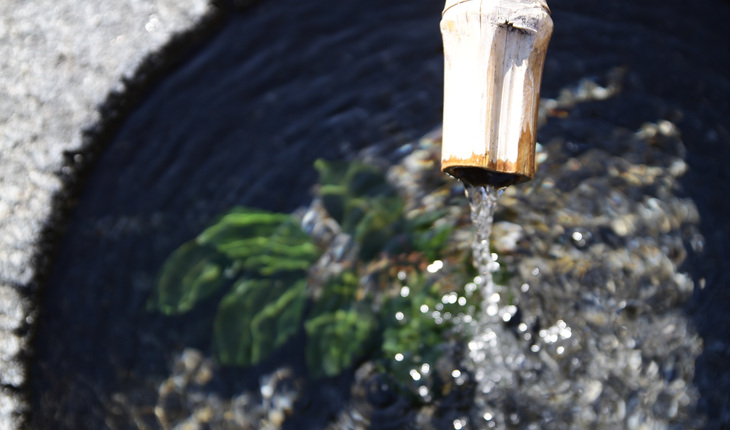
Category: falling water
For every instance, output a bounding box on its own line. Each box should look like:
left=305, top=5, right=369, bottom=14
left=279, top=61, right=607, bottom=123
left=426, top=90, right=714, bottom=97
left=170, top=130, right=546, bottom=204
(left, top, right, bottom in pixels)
left=463, top=183, right=519, bottom=429
left=465, top=184, right=502, bottom=297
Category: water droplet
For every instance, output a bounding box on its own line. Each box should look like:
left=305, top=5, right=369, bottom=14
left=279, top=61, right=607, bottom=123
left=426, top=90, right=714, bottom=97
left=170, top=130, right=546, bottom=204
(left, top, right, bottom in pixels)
left=400, top=286, right=410, bottom=297
left=261, top=383, right=274, bottom=399
left=486, top=303, right=499, bottom=316
left=442, top=292, right=458, bottom=304
left=409, top=369, right=421, bottom=381
left=427, top=260, right=444, bottom=273
left=394, top=353, right=404, bottom=362
left=465, top=282, right=478, bottom=294
left=395, top=312, right=405, bottom=321
left=452, top=369, right=462, bottom=378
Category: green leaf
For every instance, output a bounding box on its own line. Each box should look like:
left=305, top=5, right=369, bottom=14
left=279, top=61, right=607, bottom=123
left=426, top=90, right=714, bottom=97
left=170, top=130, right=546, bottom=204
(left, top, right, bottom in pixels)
left=249, top=279, right=308, bottom=363
left=305, top=308, right=376, bottom=378
left=148, top=241, right=231, bottom=315
left=197, top=208, right=291, bottom=250
left=197, top=208, right=320, bottom=278
left=314, top=159, right=350, bottom=190
left=410, top=224, right=454, bottom=261
left=214, top=278, right=307, bottom=366
left=318, top=185, right=347, bottom=224
left=314, top=159, right=414, bottom=261
left=309, top=271, right=359, bottom=317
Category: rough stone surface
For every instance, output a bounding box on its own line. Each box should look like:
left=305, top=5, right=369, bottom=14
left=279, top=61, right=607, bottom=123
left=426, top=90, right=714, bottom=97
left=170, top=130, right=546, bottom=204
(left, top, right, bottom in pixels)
left=0, top=0, right=209, bottom=426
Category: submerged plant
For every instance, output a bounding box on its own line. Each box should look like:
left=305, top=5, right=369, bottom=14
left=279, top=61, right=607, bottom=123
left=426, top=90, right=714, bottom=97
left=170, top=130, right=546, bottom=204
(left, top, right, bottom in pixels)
left=148, top=158, right=478, bottom=394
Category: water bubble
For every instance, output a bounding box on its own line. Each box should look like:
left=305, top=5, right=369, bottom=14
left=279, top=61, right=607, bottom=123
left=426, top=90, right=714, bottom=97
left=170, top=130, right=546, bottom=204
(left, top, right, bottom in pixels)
left=458, top=296, right=467, bottom=306
left=409, top=369, right=421, bottom=381
left=421, top=363, right=430, bottom=375
left=397, top=271, right=407, bottom=281
left=521, top=283, right=530, bottom=292
left=486, top=303, right=499, bottom=317
left=465, top=282, right=478, bottom=295
left=453, top=418, right=467, bottom=429
left=400, top=286, right=410, bottom=297
left=145, top=14, right=161, bottom=32
left=427, top=260, right=444, bottom=273
left=452, top=369, right=462, bottom=378
left=261, top=383, right=274, bottom=399
left=531, top=267, right=540, bottom=276
left=395, top=312, right=405, bottom=321
left=443, top=292, right=458, bottom=304
left=394, top=353, right=404, bottom=362
left=420, top=304, right=429, bottom=313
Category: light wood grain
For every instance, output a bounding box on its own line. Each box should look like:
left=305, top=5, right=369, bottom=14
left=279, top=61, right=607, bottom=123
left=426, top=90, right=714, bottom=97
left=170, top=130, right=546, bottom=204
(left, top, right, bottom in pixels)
left=440, top=0, right=552, bottom=186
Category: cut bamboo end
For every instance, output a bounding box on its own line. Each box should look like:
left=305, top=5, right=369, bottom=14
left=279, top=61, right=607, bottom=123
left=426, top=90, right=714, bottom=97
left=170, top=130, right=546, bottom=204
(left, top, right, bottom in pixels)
left=440, top=0, right=553, bottom=187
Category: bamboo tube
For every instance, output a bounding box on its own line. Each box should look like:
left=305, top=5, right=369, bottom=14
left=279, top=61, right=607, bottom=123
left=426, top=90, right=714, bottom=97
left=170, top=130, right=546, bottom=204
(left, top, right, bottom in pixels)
left=440, top=0, right=553, bottom=187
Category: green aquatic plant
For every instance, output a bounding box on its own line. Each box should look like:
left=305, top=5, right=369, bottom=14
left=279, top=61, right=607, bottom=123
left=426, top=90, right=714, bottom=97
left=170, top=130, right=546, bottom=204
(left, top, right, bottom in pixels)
left=313, top=159, right=454, bottom=261
left=149, top=158, right=473, bottom=387
left=148, top=208, right=319, bottom=368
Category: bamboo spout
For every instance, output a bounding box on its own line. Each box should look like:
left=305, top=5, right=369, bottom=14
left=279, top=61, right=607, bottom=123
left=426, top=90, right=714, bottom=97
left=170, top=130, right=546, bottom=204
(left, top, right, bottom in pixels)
left=440, top=0, right=553, bottom=188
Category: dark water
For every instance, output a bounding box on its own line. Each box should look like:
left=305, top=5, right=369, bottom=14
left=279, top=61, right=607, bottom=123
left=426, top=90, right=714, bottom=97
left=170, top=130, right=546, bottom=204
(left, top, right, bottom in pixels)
left=31, top=0, right=730, bottom=428
left=32, top=0, right=447, bottom=427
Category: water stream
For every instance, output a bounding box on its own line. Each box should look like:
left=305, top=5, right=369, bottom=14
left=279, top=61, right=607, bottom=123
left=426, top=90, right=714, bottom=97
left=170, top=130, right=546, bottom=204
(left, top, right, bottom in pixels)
left=464, top=183, right=519, bottom=429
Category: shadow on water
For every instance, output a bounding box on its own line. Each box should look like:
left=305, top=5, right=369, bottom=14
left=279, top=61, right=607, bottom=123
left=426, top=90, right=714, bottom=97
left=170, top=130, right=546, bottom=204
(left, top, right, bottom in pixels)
left=29, top=0, right=730, bottom=428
